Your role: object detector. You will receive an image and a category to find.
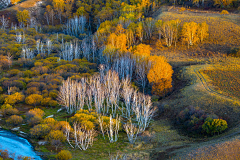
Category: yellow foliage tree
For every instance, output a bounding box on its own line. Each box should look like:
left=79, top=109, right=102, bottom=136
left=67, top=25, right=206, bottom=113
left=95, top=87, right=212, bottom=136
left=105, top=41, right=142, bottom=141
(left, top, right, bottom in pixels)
left=147, top=56, right=173, bottom=96
left=5, top=92, right=25, bottom=105
left=133, top=43, right=152, bottom=58
left=6, top=115, right=23, bottom=126
left=30, top=124, right=51, bottom=138
left=26, top=108, right=45, bottom=118
left=25, top=94, right=43, bottom=107
left=16, top=10, right=30, bottom=26
left=182, top=21, right=199, bottom=48
left=136, top=22, right=143, bottom=42
left=46, top=130, right=65, bottom=142
left=42, top=117, right=56, bottom=128
left=53, top=0, right=65, bottom=24
left=0, top=104, right=19, bottom=117
left=70, top=110, right=97, bottom=130
left=64, top=0, right=74, bottom=18
left=198, top=22, right=209, bottom=42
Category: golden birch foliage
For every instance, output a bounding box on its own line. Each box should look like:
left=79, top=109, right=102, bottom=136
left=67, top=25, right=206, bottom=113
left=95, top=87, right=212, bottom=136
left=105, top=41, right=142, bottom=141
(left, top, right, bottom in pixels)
left=16, top=10, right=30, bottom=25
left=133, top=43, right=152, bottom=58
left=198, top=22, right=209, bottom=42
left=75, top=7, right=87, bottom=17
left=147, top=56, right=173, bottom=96
left=136, top=22, right=143, bottom=42
left=126, top=29, right=135, bottom=47
left=107, top=33, right=117, bottom=46
left=155, top=20, right=163, bottom=39
left=182, top=21, right=199, bottom=46
left=70, top=110, right=98, bottom=130
left=107, top=33, right=127, bottom=52
left=53, top=0, right=65, bottom=12
left=103, top=45, right=118, bottom=57
left=115, top=24, right=125, bottom=35
left=64, top=0, right=74, bottom=18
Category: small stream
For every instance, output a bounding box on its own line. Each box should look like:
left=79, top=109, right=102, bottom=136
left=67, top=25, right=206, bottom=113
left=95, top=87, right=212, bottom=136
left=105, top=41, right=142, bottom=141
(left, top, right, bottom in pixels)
left=0, top=129, right=42, bottom=160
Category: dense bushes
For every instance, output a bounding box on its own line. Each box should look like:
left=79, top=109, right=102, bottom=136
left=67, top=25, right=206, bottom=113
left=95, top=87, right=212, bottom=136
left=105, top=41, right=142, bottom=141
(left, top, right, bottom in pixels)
left=70, top=110, right=98, bottom=130
left=46, top=130, right=65, bottom=142
left=228, top=47, right=240, bottom=57
left=0, top=104, right=19, bottom=117
left=30, top=124, right=51, bottom=138
left=6, top=115, right=23, bottom=125
left=26, top=108, right=45, bottom=126
left=177, top=106, right=228, bottom=135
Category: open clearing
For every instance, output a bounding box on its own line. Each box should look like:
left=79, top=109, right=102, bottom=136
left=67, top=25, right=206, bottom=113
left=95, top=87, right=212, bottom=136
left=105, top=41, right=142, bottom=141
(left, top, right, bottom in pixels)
left=147, top=6, right=240, bottom=160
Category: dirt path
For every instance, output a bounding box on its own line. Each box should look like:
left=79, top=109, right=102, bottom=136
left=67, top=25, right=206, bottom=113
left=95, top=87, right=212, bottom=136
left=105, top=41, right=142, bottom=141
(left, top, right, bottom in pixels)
left=194, top=65, right=240, bottom=103
left=165, top=64, right=240, bottom=159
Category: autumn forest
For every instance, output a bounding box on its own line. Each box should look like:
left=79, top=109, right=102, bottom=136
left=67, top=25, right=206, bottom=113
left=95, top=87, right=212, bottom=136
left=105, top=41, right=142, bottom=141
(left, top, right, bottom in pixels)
left=0, top=0, right=240, bottom=159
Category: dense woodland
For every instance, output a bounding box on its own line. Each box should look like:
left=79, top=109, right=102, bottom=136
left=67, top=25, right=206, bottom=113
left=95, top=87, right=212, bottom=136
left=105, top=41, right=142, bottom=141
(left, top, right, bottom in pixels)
left=0, top=0, right=239, bottom=159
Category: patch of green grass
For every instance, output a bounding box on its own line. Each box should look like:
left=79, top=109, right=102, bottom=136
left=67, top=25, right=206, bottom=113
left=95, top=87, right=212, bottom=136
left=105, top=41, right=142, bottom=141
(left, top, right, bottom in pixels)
left=36, top=145, right=49, bottom=153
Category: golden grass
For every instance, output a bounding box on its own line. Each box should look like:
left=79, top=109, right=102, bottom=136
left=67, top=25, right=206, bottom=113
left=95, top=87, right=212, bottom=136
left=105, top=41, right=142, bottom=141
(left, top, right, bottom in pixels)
left=2, top=0, right=41, bottom=11
left=186, top=139, right=240, bottom=160
left=153, top=7, right=240, bottom=64
left=199, top=58, right=240, bottom=99
left=160, top=59, right=240, bottom=127
left=157, top=9, right=240, bottom=47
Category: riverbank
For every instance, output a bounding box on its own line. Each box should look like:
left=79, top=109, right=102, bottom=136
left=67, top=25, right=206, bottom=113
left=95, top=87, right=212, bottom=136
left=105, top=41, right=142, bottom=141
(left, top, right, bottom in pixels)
left=0, top=129, right=42, bottom=159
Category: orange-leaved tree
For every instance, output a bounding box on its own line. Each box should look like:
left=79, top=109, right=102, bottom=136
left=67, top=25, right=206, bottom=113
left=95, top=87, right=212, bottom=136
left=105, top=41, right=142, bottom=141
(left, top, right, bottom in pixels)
left=133, top=43, right=152, bottom=59
left=147, top=56, right=173, bottom=96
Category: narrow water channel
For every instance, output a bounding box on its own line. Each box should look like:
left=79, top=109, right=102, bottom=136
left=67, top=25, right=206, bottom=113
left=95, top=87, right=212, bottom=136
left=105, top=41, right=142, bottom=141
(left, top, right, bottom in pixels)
left=0, top=129, right=42, bottom=160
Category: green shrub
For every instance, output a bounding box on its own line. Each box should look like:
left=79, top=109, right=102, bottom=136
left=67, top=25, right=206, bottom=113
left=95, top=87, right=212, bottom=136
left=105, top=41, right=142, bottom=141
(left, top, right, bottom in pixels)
left=202, top=117, right=228, bottom=135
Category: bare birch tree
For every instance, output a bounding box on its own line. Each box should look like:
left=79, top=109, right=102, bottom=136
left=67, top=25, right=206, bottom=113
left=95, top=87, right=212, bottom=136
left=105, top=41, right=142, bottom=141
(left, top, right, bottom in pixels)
left=124, top=120, right=140, bottom=144
left=73, top=123, right=95, bottom=150
left=0, top=15, right=9, bottom=30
